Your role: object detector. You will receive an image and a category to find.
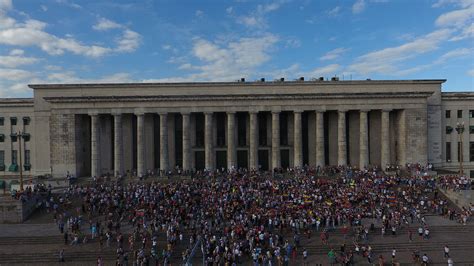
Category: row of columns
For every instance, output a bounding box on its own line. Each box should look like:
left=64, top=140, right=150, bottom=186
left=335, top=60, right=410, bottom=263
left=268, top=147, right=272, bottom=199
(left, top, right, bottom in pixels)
left=89, top=109, right=392, bottom=177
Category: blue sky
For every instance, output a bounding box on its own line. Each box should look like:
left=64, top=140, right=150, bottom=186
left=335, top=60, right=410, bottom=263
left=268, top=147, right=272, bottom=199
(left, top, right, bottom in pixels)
left=0, top=0, right=473, bottom=97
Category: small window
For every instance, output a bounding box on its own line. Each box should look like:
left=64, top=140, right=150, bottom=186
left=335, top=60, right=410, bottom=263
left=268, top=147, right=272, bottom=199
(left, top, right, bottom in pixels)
left=10, top=117, right=17, bottom=126
left=0, top=117, right=3, bottom=126
left=24, top=150, right=31, bottom=171
left=446, top=110, right=451, bottom=118
left=471, top=142, right=474, bottom=162
left=22, top=117, right=30, bottom=125
left=458, top=110, right=463, bottom=118
left=0, top=134, right=4, bottom=142
left=446, top=126, right=453, bottom=134
left=10, top=133, right=17, bottom=142
left=22, top=133, right=30, bottom=142
left=470, top=110, right=474, bottom=118
left=11, top=150, right=17, bottom=165
left=470, top=126, right=474, bottom=134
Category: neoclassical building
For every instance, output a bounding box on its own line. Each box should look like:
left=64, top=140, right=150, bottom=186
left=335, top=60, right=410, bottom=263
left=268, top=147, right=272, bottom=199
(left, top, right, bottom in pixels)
left=0, top=79, right=473, bottom=179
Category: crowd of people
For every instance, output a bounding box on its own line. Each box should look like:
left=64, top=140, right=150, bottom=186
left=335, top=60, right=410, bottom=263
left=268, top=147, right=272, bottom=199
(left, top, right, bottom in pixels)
left=35, top=165, right=472, bottom=265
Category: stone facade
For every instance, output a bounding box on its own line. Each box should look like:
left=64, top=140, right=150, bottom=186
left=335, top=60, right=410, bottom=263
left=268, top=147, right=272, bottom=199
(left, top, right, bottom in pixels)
left=0, top=79, right=472, bottom=180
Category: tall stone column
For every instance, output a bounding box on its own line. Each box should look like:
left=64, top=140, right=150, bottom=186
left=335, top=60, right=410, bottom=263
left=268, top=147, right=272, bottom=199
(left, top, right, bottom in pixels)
left=159, top=113, right=169, bottom=174
left=249, top=111, right=258, bottom=169
left=271, top=111, right=280, bottom=170
left=113, top=113, right=123, bottom=177
left=315, top=110, right=325, bottom=167
left=182, top=112, right=191, bottom=172
left=204, top=112, right=214, bottom=170
left=136, top=113, right=145, bottom=177
left=227, top=112, right=236, bottom=169
left=90, top=113, right=100, bottom=177
left=294, top=111, right=303, bottom=168
left=337, top=110, right=347, bottom=166
left=359, top=110, right=369, bottom=169
left=381, top=109, right=391, bottom=170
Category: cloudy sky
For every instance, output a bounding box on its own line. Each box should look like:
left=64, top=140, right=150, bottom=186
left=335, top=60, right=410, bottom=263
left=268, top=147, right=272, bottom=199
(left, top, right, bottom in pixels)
left=0, top=0, right=473, bottom=97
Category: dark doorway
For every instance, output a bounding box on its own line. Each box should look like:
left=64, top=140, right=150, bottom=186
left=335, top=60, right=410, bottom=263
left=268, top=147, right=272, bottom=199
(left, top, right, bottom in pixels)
left=258, top=150, right=269, bottom=170
left=281, top=149, right=290, bottom=169
left=302, top=112, right=309, bottom=166
left=237, top=150, right=248, bottom=169
left=175, top=114, right=183, bottom=168
left=216, top=151, right=227, bottom=170
left=195, top=151, right=205, bottom=170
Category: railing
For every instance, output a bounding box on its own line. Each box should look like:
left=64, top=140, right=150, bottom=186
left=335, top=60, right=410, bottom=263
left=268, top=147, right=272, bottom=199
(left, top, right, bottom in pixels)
left=185, top=236, right=201, bottom=266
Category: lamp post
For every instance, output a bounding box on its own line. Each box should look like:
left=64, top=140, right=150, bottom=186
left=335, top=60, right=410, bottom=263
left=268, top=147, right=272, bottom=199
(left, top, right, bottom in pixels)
left=455, top=122, right=465, bottom=176
left=17, top=131, right=24, bottom=192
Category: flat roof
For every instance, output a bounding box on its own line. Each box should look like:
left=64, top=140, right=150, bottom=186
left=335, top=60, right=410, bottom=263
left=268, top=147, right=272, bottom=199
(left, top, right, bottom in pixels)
left=28, top=79, right=447, bottom=89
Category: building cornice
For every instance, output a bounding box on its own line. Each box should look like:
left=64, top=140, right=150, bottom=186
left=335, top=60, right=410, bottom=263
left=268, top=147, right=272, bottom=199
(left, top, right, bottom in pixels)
left=29, top=79, right=446, bottom=90
left=0, top=98, right=34, bottom=107
left=43, top=92, right=433, bottom=104
left=442, top=92, right=474, bottom=100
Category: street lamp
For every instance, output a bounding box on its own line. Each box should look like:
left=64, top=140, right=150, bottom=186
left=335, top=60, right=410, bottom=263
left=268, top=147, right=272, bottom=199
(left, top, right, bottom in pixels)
left=455, top=122, right=465, bottom=176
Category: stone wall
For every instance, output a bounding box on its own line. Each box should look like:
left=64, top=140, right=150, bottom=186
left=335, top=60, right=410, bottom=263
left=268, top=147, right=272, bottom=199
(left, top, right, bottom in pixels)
left=405, top=107, right=428, bottom=164
left=0, top=196, right=41, bottom=223
left=50, top=113, right=76, bottom=177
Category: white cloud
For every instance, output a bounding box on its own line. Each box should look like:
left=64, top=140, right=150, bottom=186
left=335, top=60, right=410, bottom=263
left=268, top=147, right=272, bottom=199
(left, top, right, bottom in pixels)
left=327, top=6, right=341, bottom=17
left=0, top=3, right=141, bottom=57
left=305, top=64, right=341, bottom=77
left=432, top=0, right=473, bottom=8
left=115, top=29, right=141, bottom=52
left=0, top=51, right=39, bottom=68
left=468, top=69, right=474, bottom=76
left=0, top=68, right=33, bottom=80
left=450, top=23, right=474, bottom=40
left=40, top=5, right=48, bottom=12
left=434, top=47, right=473, bottom=64
left=226, top=6, right=233, bottom=14
left=162, top=45, right=171, bottom=50
left=174, top=34, right=279, bottom=81
left=320, top=47, right=349, bottom=61
left=435, top=5, right=474, bottom=28
left=285, top=37, right=301, bottom=48
left=93, top=18, right=123, bottom=31
left=348, top=29, right=452, bottom=75
left=195, top=10, right=204, bottom=18
left=0, top=0, right=12, bottom=11
left=352, top=0, right=366, bottom=14
left=236, top=1, right=287, bottom=29
left=55, top=0, right=82, bottom=10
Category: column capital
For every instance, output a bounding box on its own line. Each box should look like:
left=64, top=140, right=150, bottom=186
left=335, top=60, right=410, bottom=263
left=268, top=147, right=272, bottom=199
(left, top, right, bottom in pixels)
left=226, top=111, right=236, bottom=115
left=271, top=110, right=280, bottom=114
left=134, top=112, right=145, bottom=116
left=249, top=110, right=259, bottom=114
left=381, top=109, right=392, bottom=113
left=158, top=112, right=168, bottom=116
left=359, top=109, right=371, bottom=113
left=338, top=109, right=348, bottom=114
left=181, top=112, right=191, bottom=116
left=204, top=111, right=214, bottom=115
left=88, top=111, right=99, bottom=117
left=315, top=109, right=326, bottom=114
left=293, top=110, right=303, bottom=114
left=111, top=112, right=123, bottom=117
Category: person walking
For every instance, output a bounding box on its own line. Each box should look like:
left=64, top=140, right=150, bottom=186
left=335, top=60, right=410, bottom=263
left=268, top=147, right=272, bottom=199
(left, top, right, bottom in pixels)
left=444, top=245, right=450, bottom=258
left=302, top=248, right=308, bottom=265
left=58, top=249, right=65, bottom=262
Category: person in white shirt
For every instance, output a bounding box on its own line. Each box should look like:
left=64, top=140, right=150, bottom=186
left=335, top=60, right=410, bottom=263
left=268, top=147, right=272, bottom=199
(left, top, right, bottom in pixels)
left=448, top=257, right=453, bottom=266
left=422, top=254, right=429, bottom=265
left=444, top=245, right=450, bottom=258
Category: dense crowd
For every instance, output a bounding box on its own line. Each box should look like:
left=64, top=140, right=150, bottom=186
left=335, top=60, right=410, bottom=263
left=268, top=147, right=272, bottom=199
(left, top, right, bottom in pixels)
left=37, top=166, right=472, bottom=265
